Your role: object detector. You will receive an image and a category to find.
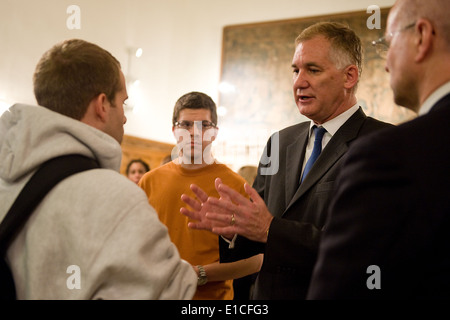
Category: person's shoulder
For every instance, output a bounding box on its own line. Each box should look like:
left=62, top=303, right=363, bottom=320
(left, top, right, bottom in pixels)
left=399, top=102, right=450, bottom=135
left=278, top=121, right=310, bottom=136
left=360, top=108, right=442, bottom=149
left=213, top=163, right=248, bottom=187
left=351, top=122, right=395, bottom=152
left=74, top=168, right=142, bottom=193
left=351, top=117, right=395, bottom=146
left=213, top=162, right=238, bottom=174
left=56, top=167, right=153, bottom=213
left=151, top=160, right=176, bottom=173
left=347, top=117, right=410, bottom=167
left=364, top=116, right=396, bottom=130
left=141, top=161, right=177, bottom=180
left=260, top=121, right=310, bottom=150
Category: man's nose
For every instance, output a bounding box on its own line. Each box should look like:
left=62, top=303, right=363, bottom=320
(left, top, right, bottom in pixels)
left=293, top=71, right=309, bottom=89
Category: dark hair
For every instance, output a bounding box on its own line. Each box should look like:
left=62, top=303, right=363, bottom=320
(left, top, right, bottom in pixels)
left=33, top=39, right=122, bottom=120
left=172, top=92, right=218, bottom=126
left=126, top=159, right=150, bottom=175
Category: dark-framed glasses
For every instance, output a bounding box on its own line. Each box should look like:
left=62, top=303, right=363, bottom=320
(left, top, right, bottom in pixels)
left=174, top=120, right=217, bottom=130
left=372, top=22, right=416, bottom=58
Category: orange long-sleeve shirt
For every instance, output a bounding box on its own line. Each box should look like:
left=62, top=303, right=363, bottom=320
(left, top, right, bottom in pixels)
left=139, top=161, right=247, bottom=300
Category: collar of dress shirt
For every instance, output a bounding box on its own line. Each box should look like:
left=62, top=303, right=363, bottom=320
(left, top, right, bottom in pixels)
left=419, top=81, right=450, bottom=116
left=308, top=103, right=360, bottom=137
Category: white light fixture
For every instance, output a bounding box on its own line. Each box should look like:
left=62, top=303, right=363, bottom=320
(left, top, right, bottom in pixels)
left=125, top=46, right=144, bottom=113
left=218, top=81, right=236, bottom=94
left=217, top=106, right=228, bottom=117
left=0, top=98, right=12, bottom=116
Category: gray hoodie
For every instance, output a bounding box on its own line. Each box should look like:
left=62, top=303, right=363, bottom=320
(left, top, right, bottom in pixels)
left=0, top=103, right=197, bottom=299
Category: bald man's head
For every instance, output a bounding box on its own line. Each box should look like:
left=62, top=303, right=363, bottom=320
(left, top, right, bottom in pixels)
left=384, top=0, right=450, bottom=111
left=390, top=0, right=450, bottom=47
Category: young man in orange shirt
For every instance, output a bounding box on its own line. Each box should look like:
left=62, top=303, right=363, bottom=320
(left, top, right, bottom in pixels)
left=139, top=92, right=262, bottom=300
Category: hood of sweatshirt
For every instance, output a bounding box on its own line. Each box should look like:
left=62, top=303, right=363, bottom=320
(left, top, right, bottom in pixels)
left=0, top=103, right=122, bottom=183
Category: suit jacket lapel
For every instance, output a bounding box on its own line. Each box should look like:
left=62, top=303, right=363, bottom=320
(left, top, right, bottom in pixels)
left=284, top=124, right=309, bottom=207
left=284, top=107, right=367, bottom=214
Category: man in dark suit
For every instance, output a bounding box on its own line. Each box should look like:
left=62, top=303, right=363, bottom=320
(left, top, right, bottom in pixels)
left=181, top=22, right=392, bottom=299
left=307, top=0, right=450, bottom=299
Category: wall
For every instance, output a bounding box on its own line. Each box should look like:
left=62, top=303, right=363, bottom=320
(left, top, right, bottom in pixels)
left=120, top=135, right=174, bottom=175
left=0, top=0, right=395, bottom=148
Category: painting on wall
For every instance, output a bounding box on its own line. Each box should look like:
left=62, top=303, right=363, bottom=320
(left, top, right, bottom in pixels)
left=214, top=7, right=416, bottom=169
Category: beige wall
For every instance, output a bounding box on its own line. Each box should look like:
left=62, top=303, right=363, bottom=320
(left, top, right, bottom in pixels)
left=0, top=0, right=395, bottom=145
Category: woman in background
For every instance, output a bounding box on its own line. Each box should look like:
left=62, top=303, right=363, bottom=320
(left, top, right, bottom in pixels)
left=126, top=159, right=150, bottom=184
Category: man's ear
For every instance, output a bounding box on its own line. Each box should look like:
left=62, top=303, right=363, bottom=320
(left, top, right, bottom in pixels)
left=80, top=93, right=108, bottom=128
left=415, top=19, right=434, bottom=63
left=343, top=65, right=359, bottom=90
left=172, top=125, right=176, bottom=137
left=92, top=93, right=109, bottom=122
left=211, top=127, right=219, bottom=142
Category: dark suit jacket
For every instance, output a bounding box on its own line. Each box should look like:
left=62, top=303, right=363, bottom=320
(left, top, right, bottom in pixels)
left=222, top=107, right=393, bottom=300
left=307, top=94, right=450, bottom=299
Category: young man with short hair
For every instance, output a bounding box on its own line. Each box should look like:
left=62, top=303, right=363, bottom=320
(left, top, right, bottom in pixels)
left=0, top=39, right=196, bottom=299
left=139, top=91, right=262, bottom=300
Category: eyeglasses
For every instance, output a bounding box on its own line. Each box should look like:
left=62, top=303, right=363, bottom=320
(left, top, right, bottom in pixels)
left=174, top=120, right=217, bottom=130
left=372, top=22, right=416, bottom=58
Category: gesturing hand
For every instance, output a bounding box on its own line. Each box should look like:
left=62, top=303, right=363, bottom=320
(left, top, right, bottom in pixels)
left=180, top=178, right=234, bottom=238
left=206, top=178, right=274, bottom=243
